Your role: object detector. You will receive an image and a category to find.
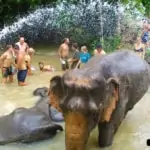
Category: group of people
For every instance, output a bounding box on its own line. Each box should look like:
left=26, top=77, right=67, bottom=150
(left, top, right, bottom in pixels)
left=0, top=37, right=35, bottom=86
left=58, top=38, right=106, bottom=71
left=1, top=21, right=148, bottom=86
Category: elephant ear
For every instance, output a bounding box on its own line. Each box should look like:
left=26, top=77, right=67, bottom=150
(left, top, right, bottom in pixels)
left=48, top=76, right=63, bottom=112
left=101, top=77, right=119, bottom=122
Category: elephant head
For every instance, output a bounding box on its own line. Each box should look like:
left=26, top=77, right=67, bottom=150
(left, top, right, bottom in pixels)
left=49, top=71, right=119, bottom=150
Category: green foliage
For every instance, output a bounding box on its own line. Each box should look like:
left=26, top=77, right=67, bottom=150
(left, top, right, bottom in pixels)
left=145, top=48, right=150, bottom=58
left=0, top=0, right=149, bottom=28
left=105, top=0, right=150, bottom=18
left=103, top=35, right=121, bottom=53
left=89, top=35, right=121, bottom=55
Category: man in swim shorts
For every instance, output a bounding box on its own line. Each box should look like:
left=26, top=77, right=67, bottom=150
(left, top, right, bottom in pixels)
left=0, top=45, right=16, bottom=84
left=14, top=44, right=28, bottom=86
left=58, top=38, right=70, bottom=71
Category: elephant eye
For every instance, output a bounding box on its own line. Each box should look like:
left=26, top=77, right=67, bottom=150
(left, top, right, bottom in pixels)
left=90, top=88, right=100, bottom=98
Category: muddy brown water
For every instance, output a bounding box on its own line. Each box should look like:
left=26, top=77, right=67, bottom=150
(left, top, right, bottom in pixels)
left=0, top=53, right=150, bottom=150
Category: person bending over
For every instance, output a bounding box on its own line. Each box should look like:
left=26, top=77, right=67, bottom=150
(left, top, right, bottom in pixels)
left=25, top=48, right=33, bottom=76
left=0, top=45, right=16, bottom=84
left=39, top=62, right=55, bottom=72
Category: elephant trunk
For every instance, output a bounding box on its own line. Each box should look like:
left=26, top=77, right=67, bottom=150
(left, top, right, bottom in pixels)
left=65, top=112, right=89, bottom=150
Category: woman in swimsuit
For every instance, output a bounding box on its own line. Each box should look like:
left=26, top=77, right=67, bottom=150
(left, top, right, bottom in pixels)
left=134, top=37, right=145, bottom=59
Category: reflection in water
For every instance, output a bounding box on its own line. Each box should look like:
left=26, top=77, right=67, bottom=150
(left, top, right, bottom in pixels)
left=0, top=54, right=149, bottom=150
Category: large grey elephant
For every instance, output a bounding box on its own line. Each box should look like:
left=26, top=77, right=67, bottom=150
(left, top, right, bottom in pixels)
left=0, top=87, right=63, bottom=145
left=49, top=50, right=150, bottom=150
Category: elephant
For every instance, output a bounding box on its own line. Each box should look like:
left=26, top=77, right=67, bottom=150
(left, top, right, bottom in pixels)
left=33, top=87, right=64, bottom=122
left=49, top=50, right=150, bottom=150
left=0, top=87, right=63, bottom=145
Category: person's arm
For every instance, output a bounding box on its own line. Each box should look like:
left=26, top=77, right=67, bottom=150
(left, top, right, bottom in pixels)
left=103, top=50, right=107, bottom=55
left=11, top=61, right=17, bottom=68
left=94, top=49, right=97, bottom=56
left=58, top=45, right=62, bottom=58
left=141, top=30, right=144, bottom=38
left=68, top=58, right=78, bottom=63
left=16, top=53, right=23, bottom=69
left=75, top=60, right=81, bottom=69
left=142, top=44, right=146, bottom=59
left=0, top=54, right=6, bottom=68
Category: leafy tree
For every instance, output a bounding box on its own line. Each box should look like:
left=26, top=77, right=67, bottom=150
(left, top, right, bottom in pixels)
left=105, top=0, right=150, bottom=18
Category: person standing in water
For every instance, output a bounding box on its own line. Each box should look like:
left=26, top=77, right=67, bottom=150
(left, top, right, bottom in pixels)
left=141, top=21, right=149, bottom=46
left=75, top=46, right=91, bottom=68
left=25, top=48, right=33, bottom=76
left=16, top=36, right=29, bottom=52
left=68, top=43, right=81, bottom=69
left=14, top=44, right=28, bottom=86
left=58, top=38, right=70, bottom=71
left=93, top=44, right=106, bottom=56
left=0, top=45, right=16, bottom=84
left=134, top=37, right=145, bottom=59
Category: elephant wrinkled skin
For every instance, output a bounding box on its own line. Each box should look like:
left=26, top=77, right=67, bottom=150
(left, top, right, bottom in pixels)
left=0, top=87, right=63, bottom=145
left=49, top=50, right=150, bottom=150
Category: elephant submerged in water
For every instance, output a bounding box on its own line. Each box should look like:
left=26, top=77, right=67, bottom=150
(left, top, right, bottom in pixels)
left=33, top=87, right=64, bottom=122
left=49, top=50, right=150, bottom=150
left=0, top=87, right=63, bottom=145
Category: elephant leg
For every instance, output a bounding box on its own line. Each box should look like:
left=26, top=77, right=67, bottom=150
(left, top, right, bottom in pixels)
left=124, top=101, right=133, bottom=115
left=98, top=121, right=114, bottom=147
left=98, top=97, right=128, bottom=147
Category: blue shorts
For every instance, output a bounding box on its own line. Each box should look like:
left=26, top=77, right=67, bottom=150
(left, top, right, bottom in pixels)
left=17, top=70, right=27, bottom=82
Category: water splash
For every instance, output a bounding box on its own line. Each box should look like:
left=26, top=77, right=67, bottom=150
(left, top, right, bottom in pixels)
left=0, top=0, right=143, bottom=47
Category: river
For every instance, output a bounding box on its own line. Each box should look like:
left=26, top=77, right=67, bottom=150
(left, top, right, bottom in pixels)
left=0, top=51, right=149, bottom=150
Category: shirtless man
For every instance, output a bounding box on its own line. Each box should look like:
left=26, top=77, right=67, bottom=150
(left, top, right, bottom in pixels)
left=16, top=36, right=29, bottom=52
left=58, top=38, right=70, bottom=71
left=14, top=44, right=28, bottom=86
left=0, top=45, right=16, bottom=84
left=94, top=44, right=106, bottom=56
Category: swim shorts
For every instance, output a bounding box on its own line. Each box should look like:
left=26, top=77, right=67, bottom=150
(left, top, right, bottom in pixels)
left=17, top=70, right=27, bottom=82
left=60, top=57, right=69, bottom=71
left=2, top=66, right=13, bottom=78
